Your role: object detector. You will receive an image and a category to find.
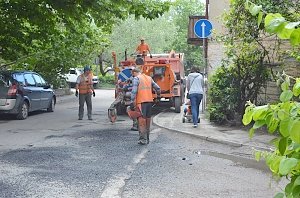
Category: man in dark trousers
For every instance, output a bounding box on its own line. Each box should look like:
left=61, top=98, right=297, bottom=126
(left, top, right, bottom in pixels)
left=130, top=68, right=160, bottom=145
left=75, top=66, right=95, bottom=120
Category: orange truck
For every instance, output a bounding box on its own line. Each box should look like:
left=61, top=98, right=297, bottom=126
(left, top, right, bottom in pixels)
left=108, top=50, right=185, bottom=122
left=142, top=53, right=186, bottom=113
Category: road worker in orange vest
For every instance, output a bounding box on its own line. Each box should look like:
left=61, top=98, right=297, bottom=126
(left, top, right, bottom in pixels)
left=135, top=37, right=152, bottom=58
left=75, top=65, right=95, bottom=120
left=129, top=67, right=160, bottom=145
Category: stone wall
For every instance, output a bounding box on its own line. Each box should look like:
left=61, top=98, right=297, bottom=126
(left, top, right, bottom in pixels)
left=258, top=58, right=300, bottom=104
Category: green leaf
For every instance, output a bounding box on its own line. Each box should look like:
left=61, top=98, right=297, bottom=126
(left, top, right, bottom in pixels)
left=281, top=81, right=289, bottom=91
left=242, top=106, right=254, bottom=125
left=292, top=185, right=300, bottom=197
left=274, top=193, right=284, bottom=198
left=253, top=120, right=265, bottom=129
left=279, top=157, right=298, bottom=175
left=290, top=29, right=300, bottom=46
left=290, top=120, right=300, bottom=144
left=279, top=119, right=290, bottom=137
left=264, top=13, right=286, bottom=33
left=278, top=109, right=289, bottom=121
left=279, top=137, right=287, bottom=155
left=293, top=80, right=300, bottom=96
left=252, top=105, right=268, bottom=121
left=280, top=90, right=293, bottom=102
left=278, top=23, right=295, bottom=39
left=250, top=5, right=262, bottom=16
left=294, top=176, right=300, bottom=186
left=285, top=22, right=300, bottom=29
left=257, top=11, right=263, bottom=27
left=244, top=0, right=249, bottom=10
left=285, top=182, right=293, bottom=197
left=268, top=117, right=279, bottom=133
left=270, top=155, right=282, bottom=173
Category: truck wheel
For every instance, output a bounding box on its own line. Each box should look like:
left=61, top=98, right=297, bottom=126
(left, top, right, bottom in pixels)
left=174, top=97, right=181, bottom=113
left=16, top=101, right=29, bottom=120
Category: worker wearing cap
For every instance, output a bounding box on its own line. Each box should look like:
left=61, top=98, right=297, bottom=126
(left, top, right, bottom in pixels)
left=130, top=68, right=160, bottom=145
left=135, top=37, right=151, bottom=56
left=75, top=66, right=95, bottom=120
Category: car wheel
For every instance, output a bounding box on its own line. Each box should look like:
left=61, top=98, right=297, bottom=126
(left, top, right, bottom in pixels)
left=47, top=97, right=55, bottom=112
left=16, top=101, right=29, bottom=120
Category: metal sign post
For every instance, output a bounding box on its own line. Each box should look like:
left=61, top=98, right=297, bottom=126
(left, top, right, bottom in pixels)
left=194, top=19, right=213, bottom=113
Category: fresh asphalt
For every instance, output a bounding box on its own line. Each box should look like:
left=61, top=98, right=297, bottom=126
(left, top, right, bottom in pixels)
left=57, top=91, right=277, bottom=152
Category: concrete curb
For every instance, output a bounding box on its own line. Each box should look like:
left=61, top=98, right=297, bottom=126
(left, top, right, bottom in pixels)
left=152, top=112, right=273, bottom=152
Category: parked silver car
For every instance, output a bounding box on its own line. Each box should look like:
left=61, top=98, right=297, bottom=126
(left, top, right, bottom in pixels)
left=0, top=70, right=56, bottom=119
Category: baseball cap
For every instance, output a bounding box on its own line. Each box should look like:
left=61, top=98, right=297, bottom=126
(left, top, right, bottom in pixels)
left=84, top=65, right=91, bottom=72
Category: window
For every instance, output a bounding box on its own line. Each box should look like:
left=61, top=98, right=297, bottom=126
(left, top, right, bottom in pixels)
left=24, top=73, right=36, bottom=86
left=14, top=73, right=26, bottom=86
left=153, top=66, right=165, bottom=76
left=69, top=69, right=76, bottom=74
left=32, top=74, right=45, bottom=87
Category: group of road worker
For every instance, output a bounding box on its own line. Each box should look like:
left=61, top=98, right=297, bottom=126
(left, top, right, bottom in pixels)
left=74, top=37, right=205, bottom=144
left=75, top=38, right=161, bottom=145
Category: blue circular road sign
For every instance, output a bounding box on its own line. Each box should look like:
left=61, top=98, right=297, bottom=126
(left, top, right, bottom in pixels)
left=194, top=19, right=213, bottom=38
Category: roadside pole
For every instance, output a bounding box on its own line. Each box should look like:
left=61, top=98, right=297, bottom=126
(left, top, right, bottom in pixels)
left=202, top=37, right=206, bottom=113
left=194, top=19, right=212, bottom=114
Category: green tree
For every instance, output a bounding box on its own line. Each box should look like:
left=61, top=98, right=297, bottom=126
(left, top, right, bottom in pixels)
left=208, top=0, right=299, bottom=124
left=107, top=14, right=178, bottom=65
left=105, top=0, right=205, bottom=73
left=0, top=0, right=171, bottom=85
left=169, top=0, right=205, bottom=71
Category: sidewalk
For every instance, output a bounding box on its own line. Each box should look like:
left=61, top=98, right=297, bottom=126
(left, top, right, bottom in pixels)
left=153, top=111, right=276, bottom=151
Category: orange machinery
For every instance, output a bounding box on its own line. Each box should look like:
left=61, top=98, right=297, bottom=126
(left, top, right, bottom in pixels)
left=108, top=50, right=185, bottom=122
left=141, top=53, right=186, bottom=113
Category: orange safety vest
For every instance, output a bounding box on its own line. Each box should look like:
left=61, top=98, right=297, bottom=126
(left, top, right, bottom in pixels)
left=136, top=43, right=150, bottom=54
left=78, top=74, right=93, bottom=94
left=136, top=74, right=153, bottom=104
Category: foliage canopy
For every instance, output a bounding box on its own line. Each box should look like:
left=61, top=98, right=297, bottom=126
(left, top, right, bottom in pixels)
left=0, top=0, right=171, bottom=86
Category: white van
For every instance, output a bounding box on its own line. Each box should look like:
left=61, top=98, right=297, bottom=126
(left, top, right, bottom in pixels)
left=64, top=68, right=99, bottom=88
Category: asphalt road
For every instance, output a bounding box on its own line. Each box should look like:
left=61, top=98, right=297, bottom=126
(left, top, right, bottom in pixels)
left=0, top=89, right=285, bottom=198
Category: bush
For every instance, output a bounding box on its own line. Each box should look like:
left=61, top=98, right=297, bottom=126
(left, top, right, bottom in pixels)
left=98, top=74, right=115, bottom=87
left=208, top=50, right=269, bottom=125
left=208, top=66, right=238, bottom=124
left=98, top=74, right=115, bottom=84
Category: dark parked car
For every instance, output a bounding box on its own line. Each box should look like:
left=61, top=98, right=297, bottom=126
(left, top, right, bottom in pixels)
left=0, top=70, right=56, bottom=119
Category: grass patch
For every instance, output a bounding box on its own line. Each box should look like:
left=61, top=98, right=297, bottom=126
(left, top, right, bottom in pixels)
left=99, top=83, right=115, bottom=89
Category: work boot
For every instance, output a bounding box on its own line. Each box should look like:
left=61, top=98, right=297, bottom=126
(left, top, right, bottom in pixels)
left=131, top=126, right=138, bottom=131
left=138, top=139, right=147, bottom=145
left=138, top=117, right=147, bottom=144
